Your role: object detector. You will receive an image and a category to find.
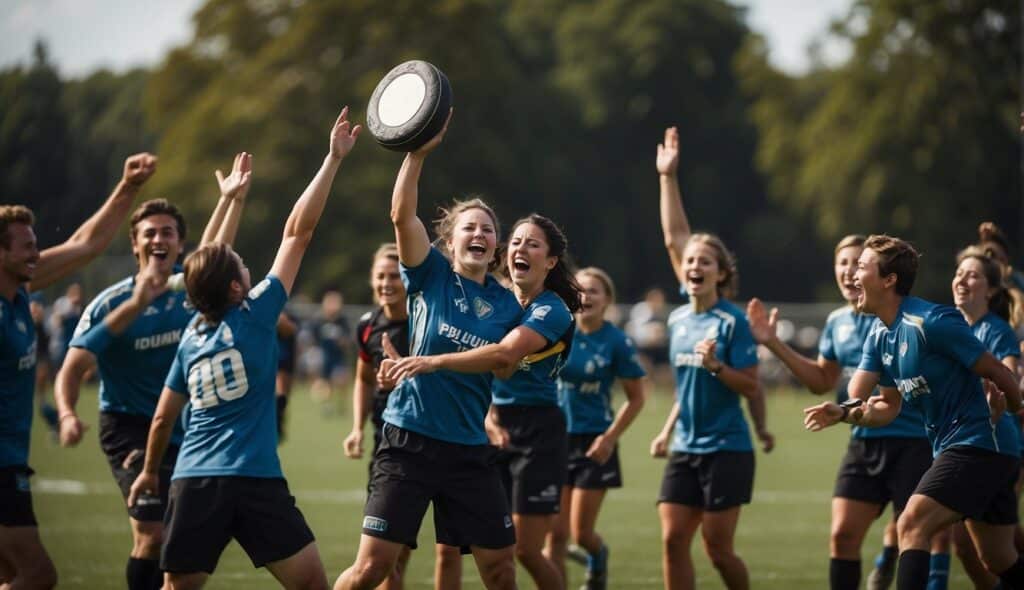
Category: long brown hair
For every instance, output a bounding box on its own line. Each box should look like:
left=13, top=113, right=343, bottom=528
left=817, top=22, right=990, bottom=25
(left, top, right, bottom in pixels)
left=685, top=233, right=739, bottom=299
left=183, top=242, right=243, bottom=323
left=956, top=246, right=1015, bottom=322
left=510, top=214, right=582, bottom=313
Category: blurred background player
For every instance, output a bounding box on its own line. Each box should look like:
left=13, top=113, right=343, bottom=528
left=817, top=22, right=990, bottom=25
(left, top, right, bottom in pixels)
left=29, top=294, right=60, bottom=440
left=311, top=289, right=352, bottom=415
left=0, top=150, right=158, bottom=589
left=276, top=311, right=299, bottom=442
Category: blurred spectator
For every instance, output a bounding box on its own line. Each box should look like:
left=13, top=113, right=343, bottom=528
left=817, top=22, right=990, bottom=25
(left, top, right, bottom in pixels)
left=276, top=311, right=299, bottom=442
left=29, top=295, right=59, bottom=439
left=48, top=282, right=83, bottom=368
left=310, top=290, right=353, bottom=414
left=976, top=221, right=1024, bottom=339
left=626, top=287, right=671, bottom=385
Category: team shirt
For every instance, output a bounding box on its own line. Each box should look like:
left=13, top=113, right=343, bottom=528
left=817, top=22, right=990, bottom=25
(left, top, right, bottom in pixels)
left=71, top=273, right=190, bottom=443
left=859, top=297, right=1019, bottom=457
left=356, top=306, right=410, bottom=423
left=667, top=296, right=758, bottom=454
left=558, top=321, right=646, bottom=434
left=969, top=312, right=1022, bottom=454
left=317, top=315, right=351, bottom=371
left=492, top=290, right=574, bottom=407
left=165, top=275, right=287, bottom=479
left=0, top=288, right=38, bottom=468
left=383, top=247, right=522, bottom=445
left=819, top=305, right=926, bottom=439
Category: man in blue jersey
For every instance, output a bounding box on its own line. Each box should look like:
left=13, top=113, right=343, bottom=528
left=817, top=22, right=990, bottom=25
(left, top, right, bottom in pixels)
left=804, top=235, right=1024, bottom=590
left=53, top=153, right=252, bottom=590
left=0, top=151, right=157, bottom=589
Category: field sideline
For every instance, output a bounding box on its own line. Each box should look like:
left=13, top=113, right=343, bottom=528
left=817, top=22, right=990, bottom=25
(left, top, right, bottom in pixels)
left=31, top=386, right=979, bottom=588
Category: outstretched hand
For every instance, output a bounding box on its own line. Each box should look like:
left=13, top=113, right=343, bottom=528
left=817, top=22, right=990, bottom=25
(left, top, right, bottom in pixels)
left=803, top=402, right=843, bottom=432
left=411, top=108, right=452, bottom=158
left=329, top=106, right=362, bottom=160
left=746, top=298, right=779, bottom=345
left=123, top=153, right=158, bottom=187
left=216, top=152, right=253, bottom=201
left=656, top=126, right=679, bottom=176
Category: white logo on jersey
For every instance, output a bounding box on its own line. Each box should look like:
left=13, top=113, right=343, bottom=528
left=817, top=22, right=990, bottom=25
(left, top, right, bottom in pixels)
left=188, top=348, right=250, bottom=408
left=134, top=329, right=182, bottom=350
left=531, top=305, right=552, bottom=321
left=454, top=297, right=469, bottom=314
left=472, top=297, right=494, bottom=319
left=143, top=306, right=159, bottom=316
left=705, top=326, right=719, bottom=339
left=882, top=353, right=893, bottom=366
left=164, top=296, right=177, bottom=311
left=836, top=323, right=854, bottom=343
left=899, top=342, right=908, bottom=357
left=220, top=324, right=234, bottom=347
left=15, top=320, right=26, bottom=333
left=896, top=376, right=931, bottom=398
left=249, top=278, right=271, bottom=299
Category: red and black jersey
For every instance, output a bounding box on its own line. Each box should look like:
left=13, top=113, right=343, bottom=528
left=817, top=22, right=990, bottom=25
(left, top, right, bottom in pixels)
left=357, top=307, right=409, bottom=401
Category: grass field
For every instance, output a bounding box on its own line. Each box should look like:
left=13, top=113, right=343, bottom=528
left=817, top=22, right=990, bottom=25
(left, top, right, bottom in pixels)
left=29, top=385, right=977, bottom=588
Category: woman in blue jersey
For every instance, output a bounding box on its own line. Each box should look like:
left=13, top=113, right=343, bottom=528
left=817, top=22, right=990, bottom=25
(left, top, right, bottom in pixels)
left=948, top=247, right=1022, bottom=589
left=746, top=234, right=941, bottom=590
left=127, top=107, right=361, bottom=589
left=804, top=235, right=1024, bottom=590
left=649, top=126, right=767, bottom=590
left=334, top=112, right=523, bottom=590
left=382, top=209, right=582, bottom=590
left=546, top=267, right=647, bottom=589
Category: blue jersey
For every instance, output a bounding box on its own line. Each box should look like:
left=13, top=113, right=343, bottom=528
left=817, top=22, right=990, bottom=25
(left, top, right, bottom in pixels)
left=493, top=290, right=574, bottom=407
left=383, top=247, right=522, bottom=445
left=165, top=276, right=287, bottom=479
left=667, top=297, right=758, bottom=453
left=970, top=312, right=1022, bottom=455
left=859, top=297, right=1019, bottom=457
left=819, top=305, right=926, bottom=439
left=0, top=288, right=37, bottom=468
left=558, top=321, right=646, bottom=434
left=71, top=275, right=190, bottom=444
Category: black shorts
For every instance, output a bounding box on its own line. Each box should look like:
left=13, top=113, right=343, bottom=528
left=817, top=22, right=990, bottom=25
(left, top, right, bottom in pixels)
left=494, top=405, right=569, bottom=515
left=658, top=451, right=755, bottom=511
left=364, top=424, right=515, bottom=551
left=833, top=436, right=932, bottom=513
left=0, top=465, right=37, bottom=527
left=161, top=476, right=315, bottom=574
left=99, top=411, right=179, bottom=522
left=915, top=446, right=1020, bottom=525
left=566, top=433, right=622, bottom=489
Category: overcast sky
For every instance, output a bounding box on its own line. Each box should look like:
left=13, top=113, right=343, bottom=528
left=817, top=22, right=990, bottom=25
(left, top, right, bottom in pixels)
left=0, top=0, right=852, bottom=77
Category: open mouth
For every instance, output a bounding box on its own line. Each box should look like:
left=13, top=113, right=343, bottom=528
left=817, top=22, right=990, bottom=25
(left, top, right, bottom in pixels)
left=379, top=287, right=396, bottom=298
left=686, top=273, right=705, bottom=288
left=512, top=256, right=531, bottom=272
left=581, top=302, right=595, bottom=311
left=150, top=248, right=169, bottom=261
left=467, top=242, right=487, bottom=255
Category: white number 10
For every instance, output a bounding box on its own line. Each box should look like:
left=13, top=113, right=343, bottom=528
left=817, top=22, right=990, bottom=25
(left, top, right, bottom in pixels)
left=188, top=348, right=249, bottom=409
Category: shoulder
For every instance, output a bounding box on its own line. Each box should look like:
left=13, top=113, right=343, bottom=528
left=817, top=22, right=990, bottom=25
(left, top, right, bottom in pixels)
left=84, top=277, right=134, bottom=317
left=825, top=305, right=853, bottom=325
left=710, top=300, right=746, bottom=333
left=667, top=304, right=693, bottom=326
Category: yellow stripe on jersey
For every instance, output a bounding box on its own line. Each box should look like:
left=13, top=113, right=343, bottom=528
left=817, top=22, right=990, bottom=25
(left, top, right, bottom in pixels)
left=523, top=341, right=566, bottom=364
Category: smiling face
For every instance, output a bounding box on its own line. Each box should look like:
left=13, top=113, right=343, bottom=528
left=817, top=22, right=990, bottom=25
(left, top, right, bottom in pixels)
left=131, top=213, right=182, bottom=276
left=0, top=223, right=40, bottom=284
left=952, top=256, right=991, bottom=311
left=853, top=248, right=891, bottom=314
left=507, top=222, right=556, bottom=291
left=576, top=272, right=609, bottom=323
left=681, top=241, right=725, bottom=299
left=371, top=256, right=405, bottom=306
left=835, top=245, right=863, bottom=305
left=447, top=208, right=498, bottom=277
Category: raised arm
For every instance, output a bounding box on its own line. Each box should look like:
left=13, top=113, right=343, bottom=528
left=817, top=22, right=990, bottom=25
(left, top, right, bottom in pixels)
left=30, top=153, right=157, bottom=290
left=747, top=298, right=841, bottom=394
left=200, top=152, right=253, bottom=247
left=391, top=110, right=452, bottom=268
left=656, top=127, right=691, bottom=285
left=269, top=107, right=360, bottom=294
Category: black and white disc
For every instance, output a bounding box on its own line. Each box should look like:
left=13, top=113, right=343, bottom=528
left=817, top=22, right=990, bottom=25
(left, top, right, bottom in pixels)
left=366, top=60, right=453, bottom=152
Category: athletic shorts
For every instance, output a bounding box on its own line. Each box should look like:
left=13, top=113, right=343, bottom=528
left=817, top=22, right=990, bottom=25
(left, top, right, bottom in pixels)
left=0, top=465, right=37, bottom=527
left=915, top=446, right=1020, bottom=525
left=99, top=411, right=179, bottom=522
left=161, top=476, right=314, bottom=574
left=494, top=404, right=569, bottom=514
left=566, top=433, right=622, bottom=489
left=833, top=436, right=932, bottom=513
left=658, top=451, right=755, bottom=511
left=363, top=424, right=515, bottom=551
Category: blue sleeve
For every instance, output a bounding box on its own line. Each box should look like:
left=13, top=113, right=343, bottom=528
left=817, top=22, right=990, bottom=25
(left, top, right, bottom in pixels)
left=613, top=332, right=647, bottom=379
left=245, top=276, right=287, bottom=329
left=68, top=298, right=113, bottom=354
left=165, top=349, right=188, bottom=395
left=927, top=308, right=986, bottom=370
left=858, top=328, right=894, bottom=386
left=818, top=317, right=837, bottom=361
left=725, top=314, right=758, bottom=369
left=400, top=247, right=449, bottom=294
left=678, top=283, right=690, bottom=304
left=988, top=324, right=1021, bottom=360
left=520, top=298, right=573, bottom=345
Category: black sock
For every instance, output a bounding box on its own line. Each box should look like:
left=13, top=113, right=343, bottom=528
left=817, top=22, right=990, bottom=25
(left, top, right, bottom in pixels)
left=830, top=558, right=860, bottom=590
left=998, top=556, right=1024, bottom=589
left=126, top=557, right=161, bottom=590
left=897, top=550, right=931, bottom=590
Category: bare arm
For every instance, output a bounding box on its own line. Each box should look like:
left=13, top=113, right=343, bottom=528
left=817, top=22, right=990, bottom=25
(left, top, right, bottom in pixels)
left=656, top=127, right=691, bottom=284
left=803, top=370, right=898, bottom=431
left=390, top=111, right=451, bottom=268
left=974, top=352, right=1022, bottom=413
left=269, top=108, right=360, bottom=295
left=745, top=387, right=774, bottom=452
left=747, top=298, right=841, bottom=394
left=53, top=347, right=97, bottom=447
left=586, top=377, right=647, bottom=464
left=200, top=152, right=253, bottom=247
left=31, top=153, right=157, bottom=290
left=695, top=338, right=759, bottom=398
left=343, top=358, right=376, bottom=459
left=127, top=388, right=187, bottom=507
left=651, top=400, right=680, bottom=457
left=384, top=325, right=547, bottom=383
left=102, top=257, right=168, bottom=336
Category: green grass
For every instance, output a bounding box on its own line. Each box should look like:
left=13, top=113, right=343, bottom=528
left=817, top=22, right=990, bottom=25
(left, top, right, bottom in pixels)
left=30, top=386, right=974, bottom=588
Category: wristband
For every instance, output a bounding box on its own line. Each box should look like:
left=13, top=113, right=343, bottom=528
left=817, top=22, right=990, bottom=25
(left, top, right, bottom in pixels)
left=839, top=398, right=863, bottom=423
left=707, top=362, right=723, bottom=377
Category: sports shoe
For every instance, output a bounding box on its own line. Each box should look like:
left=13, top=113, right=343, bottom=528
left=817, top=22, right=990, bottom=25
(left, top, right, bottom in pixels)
left=566, top=544, right=589, bottom=566
left=866, top=564, right=895, bottom=590
left=580, top=545, right=609, bottom=590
